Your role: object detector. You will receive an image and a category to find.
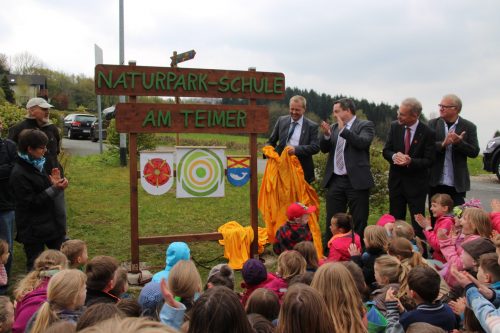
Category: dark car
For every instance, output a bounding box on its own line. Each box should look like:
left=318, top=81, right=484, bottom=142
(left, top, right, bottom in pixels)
left=90, top=119, right=108, bottom=142
left=63, top=114, right=97, bottom=139
left=483, top=136, right=500, bottom=180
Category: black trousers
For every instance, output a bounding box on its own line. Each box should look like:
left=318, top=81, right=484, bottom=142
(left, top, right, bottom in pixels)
left=23, top=236, right=66, bottom=272
left=324, top=175, right=369, bottom=255
left=389, top=187, right=427, bottom=239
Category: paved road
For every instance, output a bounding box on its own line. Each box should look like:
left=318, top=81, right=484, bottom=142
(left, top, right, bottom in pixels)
left=62, top=139, right=498, bottom=204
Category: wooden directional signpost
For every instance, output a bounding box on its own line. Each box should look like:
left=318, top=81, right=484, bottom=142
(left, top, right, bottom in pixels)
left=95, top=63, right=284, bottom=272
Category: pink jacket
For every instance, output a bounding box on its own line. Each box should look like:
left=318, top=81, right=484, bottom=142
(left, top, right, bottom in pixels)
left=491, top=212, right=500, bottom=233
left=240, top=274, right=276, bottom=306
left=423, top=215, right=454, bottom=263
left=322, top=232, right=362, bottom=264
left=439, top=234, right=480, bottom=287
left=13, top=278, right=50, bottom=333
left=263, top=275, right=288, bottom=302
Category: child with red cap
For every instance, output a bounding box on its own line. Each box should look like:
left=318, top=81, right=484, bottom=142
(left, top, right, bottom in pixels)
left=273, top=202, right=315, bottom=255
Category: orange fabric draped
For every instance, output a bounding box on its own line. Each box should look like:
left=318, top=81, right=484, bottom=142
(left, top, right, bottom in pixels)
left=258, top=146, right=323, bottom=257
left=217, top=221, right=268, bottom=269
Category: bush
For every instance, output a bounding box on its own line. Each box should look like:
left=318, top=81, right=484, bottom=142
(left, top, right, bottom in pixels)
left=0, top=102, right=26, bottom=136
left=106, top=119, right=158, bottom=152
left=312, top=137, right=389, bottom=215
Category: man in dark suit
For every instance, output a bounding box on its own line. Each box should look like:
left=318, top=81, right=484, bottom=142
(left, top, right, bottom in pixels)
left=266, top=95, right=320, bottom=183
left=383, top=98, right=435, bottom=238
left=428, top=94, right=479, bottom=207
left=320, top=98, right=375, bottom=249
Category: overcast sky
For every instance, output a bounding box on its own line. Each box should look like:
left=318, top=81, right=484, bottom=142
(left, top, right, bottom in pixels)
left=2, top=0, right=499, bottom=148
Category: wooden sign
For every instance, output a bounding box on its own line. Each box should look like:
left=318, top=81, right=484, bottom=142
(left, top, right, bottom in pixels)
left=95, top=64, right=285, bottom=99
left=115, top=103, right=269, bottom=134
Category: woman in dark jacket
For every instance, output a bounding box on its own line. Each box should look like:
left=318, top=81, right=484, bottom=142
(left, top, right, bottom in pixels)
left=9, top=129, right=68, bottom=271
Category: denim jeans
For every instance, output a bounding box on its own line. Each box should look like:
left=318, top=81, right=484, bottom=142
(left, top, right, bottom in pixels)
left=0, top=210, right=14, bottom=294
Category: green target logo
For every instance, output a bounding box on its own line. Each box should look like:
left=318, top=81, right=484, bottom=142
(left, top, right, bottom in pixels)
left=177, top=148, right=225, bottom=197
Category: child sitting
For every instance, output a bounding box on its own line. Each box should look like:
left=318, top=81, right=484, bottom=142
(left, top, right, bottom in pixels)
left=264, top=250, right=306, bottom=300
left=349, top=225, right=388, bottom=290
left=240, top=259, right=275, bottom=306
left=273, top=202, right=315, bottom=255
left=322, top=213, right=361, bottom=263
left=415, top=193, right=454, bottom=263
left=28, top=269, right=87, bottom=333
left=293, top=241, right=319, bottom=272
left=461, top=237, right=496, bottom=276
left=85, top=255, right=120, bottom=306
left=377, top=213, right=396, bottom=237
left=490, top=199, right=500, bottom=234
left=152, top=242, right=190, bottom=283
left=0, top=296, right=14, bottom=333
left=0, top=240, right=8, bottom=291
left=392, top=220, right=425, bottom=255
left=245, top=288, right=280, bottom=323
left=371, top=254, right=405, bottom=315
left=439, top=207, right=492, bottom=288
left=386, top=266, right=459, bottom=332
left=60, top=239, right=88, bottom=270
left=205, top=264, right=234, bottom=290
left=110, top=267, right=130, bottom=299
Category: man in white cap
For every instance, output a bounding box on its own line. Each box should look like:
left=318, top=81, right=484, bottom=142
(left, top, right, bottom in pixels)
left=8, top=97, right=63, bottom=176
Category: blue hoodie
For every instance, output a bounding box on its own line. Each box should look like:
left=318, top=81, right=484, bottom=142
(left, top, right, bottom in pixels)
left=152, top=242, right=190, bottom=283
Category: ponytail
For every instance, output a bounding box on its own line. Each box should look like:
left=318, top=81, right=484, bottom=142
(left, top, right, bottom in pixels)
left=30, top=301, right=59, bottom=333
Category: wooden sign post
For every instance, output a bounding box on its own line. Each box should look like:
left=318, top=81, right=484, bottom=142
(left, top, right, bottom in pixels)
left=95, top=63, right=284, bottom=272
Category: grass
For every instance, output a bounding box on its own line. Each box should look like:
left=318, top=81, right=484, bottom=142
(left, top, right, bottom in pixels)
left=468, top=155, right=486, bottom=176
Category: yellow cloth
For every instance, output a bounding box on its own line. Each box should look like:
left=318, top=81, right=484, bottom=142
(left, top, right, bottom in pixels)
left=218, top=221, right=268, bottom=269
left=258, top=146, right=323, bottom=258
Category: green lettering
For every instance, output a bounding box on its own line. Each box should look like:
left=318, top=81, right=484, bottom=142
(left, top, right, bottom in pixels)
left=166, top=72, right=177, bottom=90
left=187, top=73, right=197, bottom=91
left=97, top=70, right=113, bottom=89
left=158, top=111, right=171, bottom=127
left=237, top=110, right=246, bottom=127
left=181, top=110, right=193, bottom=127
left=195, top=110, right=206, bottom=128
left=156, top=72, right=166, bottom=90
left=174, top=75, right=186, bottom=91
left=218, top=76, right=229, bottom=92
left=198, top=74, right=208, bottom=91
left=142, top=111, right=156, bottom=127
left=241, top=77, right=252, bottom=92
left=230, top=78, right=241, bottom=93
left=142, top=72, right=155, bottom=90
left=273, top=77, right=284, bottom=94
left=264, top=78, right=273, bottom=93
left=212, top=110, right=225, bottom=126
left=113, top=72, right=127, bottom=89
left=252, top=77, right=264, bottom=93
left=128, top=72, right=140, bottom=89
left=225, top=110, right=236, bottom=127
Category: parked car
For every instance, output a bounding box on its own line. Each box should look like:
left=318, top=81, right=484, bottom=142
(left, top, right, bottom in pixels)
left=63, top=114, right=97, bottom=139
left=90, top=119, right=108, bottom=142
left=483, top=136, right=500, bottom=180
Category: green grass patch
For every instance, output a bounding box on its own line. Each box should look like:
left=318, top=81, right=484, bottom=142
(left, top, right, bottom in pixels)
left=468, top=155, right=486, bottom=176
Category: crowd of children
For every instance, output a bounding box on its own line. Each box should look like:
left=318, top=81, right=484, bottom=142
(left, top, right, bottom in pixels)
left=1, top=197, right=500, bottom=332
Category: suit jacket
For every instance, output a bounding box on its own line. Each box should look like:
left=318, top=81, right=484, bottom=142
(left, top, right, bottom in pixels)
left=427, top=117, right=479, bottom=193
left=267, top=115, right=320, bottom=183
left=382, top=121, right=435, bottom=197
left=320, top=118, right=375, bottom=190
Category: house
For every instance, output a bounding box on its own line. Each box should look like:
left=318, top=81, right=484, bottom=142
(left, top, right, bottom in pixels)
left=7, top=74, right=48, bottom=105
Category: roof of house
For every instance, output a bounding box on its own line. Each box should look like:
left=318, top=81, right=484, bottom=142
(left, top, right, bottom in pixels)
left=6, top=74, right=47, bottom=86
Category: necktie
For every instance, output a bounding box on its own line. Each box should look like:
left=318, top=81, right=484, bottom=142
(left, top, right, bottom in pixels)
left=287, top=122, right=298, bottom=143
left=404, top=127, right=411, bottom=154
left=335, top=134, right=346, bottom=171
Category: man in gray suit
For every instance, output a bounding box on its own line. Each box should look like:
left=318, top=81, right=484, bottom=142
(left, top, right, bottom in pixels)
left=266, top=95, right=320, bottom=183
left=320, top=98, right=375, bottom=250
left=428, top=94, right=479, bottom=207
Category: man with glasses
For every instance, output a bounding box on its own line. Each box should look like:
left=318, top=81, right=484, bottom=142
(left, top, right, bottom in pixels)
left=266, top=95, right=320, bottom=183
left=428, top=94, right=479, bottom=207
left=319, top=98, right=375, bottom=252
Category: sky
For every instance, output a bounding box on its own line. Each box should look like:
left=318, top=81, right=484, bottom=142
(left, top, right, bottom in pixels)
left=2, top=0, right=499, bottom=148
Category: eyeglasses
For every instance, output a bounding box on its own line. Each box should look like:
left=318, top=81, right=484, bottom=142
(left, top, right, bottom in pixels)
left=438, top=104, right=457, bottom=109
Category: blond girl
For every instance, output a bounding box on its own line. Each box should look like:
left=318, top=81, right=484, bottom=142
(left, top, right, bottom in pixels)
left=29, top=269, right=86, bottom=333
left=311, top=262, right=366, bottom=333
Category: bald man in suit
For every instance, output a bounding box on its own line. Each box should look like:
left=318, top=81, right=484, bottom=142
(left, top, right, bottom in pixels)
left=266, top=95, right=320, bottom=183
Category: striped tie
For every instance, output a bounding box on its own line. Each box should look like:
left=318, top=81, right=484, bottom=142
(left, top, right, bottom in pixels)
left=335, top=135, right=346, bottom=171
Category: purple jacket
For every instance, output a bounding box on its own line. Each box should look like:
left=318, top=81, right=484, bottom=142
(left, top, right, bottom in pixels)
left=13, top=278, right=49, bottom=333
